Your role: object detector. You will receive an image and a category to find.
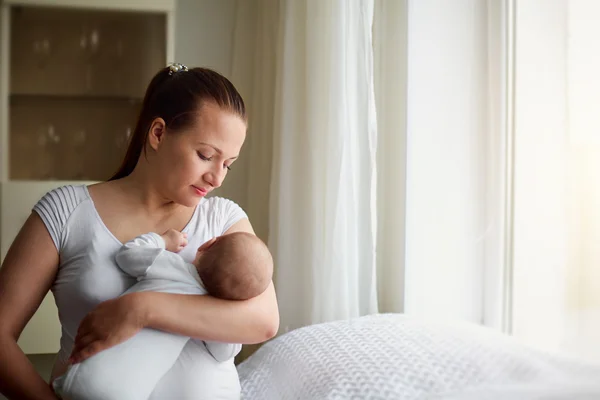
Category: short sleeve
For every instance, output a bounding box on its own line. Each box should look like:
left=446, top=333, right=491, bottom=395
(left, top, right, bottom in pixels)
left=32, top=185, right=84, bottom=251
left=217, top=198, right=248, bottom=234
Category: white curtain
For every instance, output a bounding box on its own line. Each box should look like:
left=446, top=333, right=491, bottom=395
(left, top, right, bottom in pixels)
left=512, top=0, right=600, bottom=361
left=375, top=0, right=507, bottom=326
left=231, top=0, right=600, bottom=363
left=564, top=0, right=600, bottom=361
left=374, top=0, right=600, bottom=360
left=233, top=0, right=506, bottom=333
left=403, top=0, right=499, bottom=323
left=268, top=0, right=379, bottom=332
left=231, top=0, right=381, bottom=334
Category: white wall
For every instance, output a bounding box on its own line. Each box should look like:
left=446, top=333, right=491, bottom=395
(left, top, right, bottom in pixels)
left=175, top=0, right=253, bottom=212
left=174, top=0, right=236, bottom=76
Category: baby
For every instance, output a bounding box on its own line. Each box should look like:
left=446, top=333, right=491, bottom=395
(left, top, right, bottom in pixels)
left=53, top=230, right=273, bottom=400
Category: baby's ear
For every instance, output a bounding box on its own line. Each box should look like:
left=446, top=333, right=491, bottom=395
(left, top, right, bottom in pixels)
left=198, top=237, right=218, bottom=252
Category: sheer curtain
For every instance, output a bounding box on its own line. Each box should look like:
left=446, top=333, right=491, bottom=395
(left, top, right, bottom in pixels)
left=373, top=0, right=600, bottom=361
left=403, top=0, right=503, bottom=323
left=373, top=0, right=600, bottom=360
left=512, top=0, right=600, bottom=361
left=564, top=0, right=600, bottom=361
left=231, top=0, right=600, bottom=363
left=375, top=0, right=508, bottom=326
left=232, top=0, right=507, bottom=333
left=266, top=0, right=379, bottom=332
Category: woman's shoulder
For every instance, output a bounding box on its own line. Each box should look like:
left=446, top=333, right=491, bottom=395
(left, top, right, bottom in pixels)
left=34, top=184, right=91, bottom=215
left=33, top=184, right=93, bottom=250
left=195, top=196, right=248, bottom=235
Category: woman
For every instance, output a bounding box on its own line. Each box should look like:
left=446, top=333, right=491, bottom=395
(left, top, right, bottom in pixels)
left=0, top=64, right=279, bottom=400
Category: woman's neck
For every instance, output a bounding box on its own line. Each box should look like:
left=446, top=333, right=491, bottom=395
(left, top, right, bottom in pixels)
left=117, top=167, right=180, bottom=214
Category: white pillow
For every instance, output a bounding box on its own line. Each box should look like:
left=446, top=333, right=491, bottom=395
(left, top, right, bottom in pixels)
left=238, top=314, right=600, bottom=400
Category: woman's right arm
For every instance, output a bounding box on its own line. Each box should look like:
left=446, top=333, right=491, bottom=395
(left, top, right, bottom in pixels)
left=0, top=213, right=60, bottom=400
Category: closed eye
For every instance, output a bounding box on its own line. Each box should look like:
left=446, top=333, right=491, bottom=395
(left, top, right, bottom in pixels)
left=197, top=152, right=212, bottom=161
left=199, top=151, right=233, bottom=171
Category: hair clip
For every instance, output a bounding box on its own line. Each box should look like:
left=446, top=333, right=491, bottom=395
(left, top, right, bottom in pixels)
left=168, top=62, right=188, bottom=75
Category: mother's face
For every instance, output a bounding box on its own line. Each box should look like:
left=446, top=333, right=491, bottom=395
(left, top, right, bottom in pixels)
left=150, top=102, right=247, bottom=207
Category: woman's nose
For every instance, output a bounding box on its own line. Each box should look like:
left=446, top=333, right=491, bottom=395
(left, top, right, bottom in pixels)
left=203, top=167, right=225, bottom=188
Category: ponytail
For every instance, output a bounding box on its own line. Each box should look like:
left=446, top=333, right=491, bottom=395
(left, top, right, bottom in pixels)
left=110, top=65, right=246, bottom=181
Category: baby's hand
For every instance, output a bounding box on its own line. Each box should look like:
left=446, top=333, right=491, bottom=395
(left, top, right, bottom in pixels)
left=161, top=229, right=188, bottom=252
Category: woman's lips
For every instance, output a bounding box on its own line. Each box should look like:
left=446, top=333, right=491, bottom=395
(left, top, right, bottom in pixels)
left=192, top=185, right=208, bottom=196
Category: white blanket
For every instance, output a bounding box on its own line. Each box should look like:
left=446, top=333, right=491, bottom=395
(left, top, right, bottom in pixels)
left=238, top=314, right=600, bottom=399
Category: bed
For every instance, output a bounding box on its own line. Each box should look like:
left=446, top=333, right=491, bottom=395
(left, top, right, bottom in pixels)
left=237, top=313, right=600, bottom=399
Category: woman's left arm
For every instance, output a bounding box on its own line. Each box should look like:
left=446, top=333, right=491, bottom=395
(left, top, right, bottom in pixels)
left=70, top=218, right=279, bottom=363
left=141, top=279, right=278, bottom=343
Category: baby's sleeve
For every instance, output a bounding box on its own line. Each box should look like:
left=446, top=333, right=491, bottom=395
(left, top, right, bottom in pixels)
left=32, top=185, right=82, bottom=251
left=115, top=233, right=166, bottom=278
left=204, top=342, right=242, bottom=363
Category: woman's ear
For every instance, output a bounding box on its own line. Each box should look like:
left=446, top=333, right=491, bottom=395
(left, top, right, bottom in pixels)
left=147, top=118, right=167, bottom=151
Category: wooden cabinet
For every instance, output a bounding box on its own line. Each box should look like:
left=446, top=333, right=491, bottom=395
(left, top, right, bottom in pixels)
left=0, top=0, right=175, bottom=354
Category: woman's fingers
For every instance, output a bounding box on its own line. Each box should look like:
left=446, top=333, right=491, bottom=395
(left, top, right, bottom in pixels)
left=68, top=296, right=144, bottom=363
left=70, top=340, right=103, bottom=364
left=74, top=316, right=93, bottom=341
left=70, top=333, right=96, bottom=359
left=74, top=326, right=90, bottom=343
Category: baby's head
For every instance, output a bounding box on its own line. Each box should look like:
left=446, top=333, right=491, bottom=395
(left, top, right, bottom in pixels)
left=193, top=232, right=273, bottom=301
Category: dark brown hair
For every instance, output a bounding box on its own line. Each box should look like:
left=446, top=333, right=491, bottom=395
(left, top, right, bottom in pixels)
left=110, top=66, right=247, bottom=180
left=198, top=232, right=273, bottom=301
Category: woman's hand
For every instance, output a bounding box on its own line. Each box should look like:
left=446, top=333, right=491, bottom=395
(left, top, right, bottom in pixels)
left=69, top=293, right=146, bottom=364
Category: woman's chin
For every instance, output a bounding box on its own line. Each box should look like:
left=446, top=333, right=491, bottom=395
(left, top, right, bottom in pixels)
left=173, top=193, right=202, bottom=208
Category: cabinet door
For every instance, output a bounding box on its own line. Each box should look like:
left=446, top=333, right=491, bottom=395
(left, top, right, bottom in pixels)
left=0, top=181, right=93, bottom=354
left=8, top=5, right=166, bottom=182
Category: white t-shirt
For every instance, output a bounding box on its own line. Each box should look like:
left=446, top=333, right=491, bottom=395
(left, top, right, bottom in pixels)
left=33, top=184, right=247, bottom=398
